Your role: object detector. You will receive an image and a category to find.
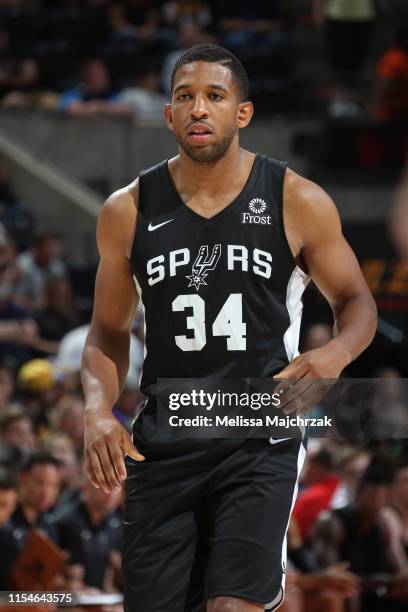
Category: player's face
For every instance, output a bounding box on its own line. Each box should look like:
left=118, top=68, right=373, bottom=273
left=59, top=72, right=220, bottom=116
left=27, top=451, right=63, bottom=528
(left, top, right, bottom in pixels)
left=165, top=61, right=253, bottom=163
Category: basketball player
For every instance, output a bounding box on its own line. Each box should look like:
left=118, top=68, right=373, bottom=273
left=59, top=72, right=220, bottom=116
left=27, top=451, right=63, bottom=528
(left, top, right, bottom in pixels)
left=81, top=45, right=377, bottom=612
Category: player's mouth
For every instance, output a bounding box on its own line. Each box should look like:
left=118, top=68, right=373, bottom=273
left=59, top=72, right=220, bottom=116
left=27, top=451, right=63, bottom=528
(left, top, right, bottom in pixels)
left=188, top=124, right=213, bottom=143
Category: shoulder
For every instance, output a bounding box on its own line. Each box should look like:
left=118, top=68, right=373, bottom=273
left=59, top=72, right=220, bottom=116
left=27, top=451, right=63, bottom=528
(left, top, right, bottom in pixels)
left=101, top=178, right=139, bottom=222
left=97, top=179, right=139, bottom=258
left=284, top=168, right=339, bottom=217
left=284, top=168, right=341, bottom=243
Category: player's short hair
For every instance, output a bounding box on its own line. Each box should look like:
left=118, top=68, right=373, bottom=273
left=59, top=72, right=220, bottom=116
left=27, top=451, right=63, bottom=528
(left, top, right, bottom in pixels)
left=171, top=44, right=249, bottom=102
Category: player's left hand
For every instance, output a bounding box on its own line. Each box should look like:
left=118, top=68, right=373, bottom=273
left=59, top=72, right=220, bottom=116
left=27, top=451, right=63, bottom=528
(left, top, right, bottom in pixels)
left=273, top=345, right=347, bottom=414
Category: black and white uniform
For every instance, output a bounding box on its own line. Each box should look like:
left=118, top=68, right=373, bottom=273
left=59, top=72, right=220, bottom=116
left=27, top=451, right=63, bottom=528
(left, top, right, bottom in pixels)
left=123, top=154, right=309, bottom=611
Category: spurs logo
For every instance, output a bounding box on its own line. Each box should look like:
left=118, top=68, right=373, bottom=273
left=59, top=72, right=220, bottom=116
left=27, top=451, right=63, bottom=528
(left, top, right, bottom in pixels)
left=186, top=244, right=221, bottom=291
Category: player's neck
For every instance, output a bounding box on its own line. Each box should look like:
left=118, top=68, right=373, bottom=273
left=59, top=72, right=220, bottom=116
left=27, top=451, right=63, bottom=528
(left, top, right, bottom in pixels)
left=175, top=145, right=252, bottom=197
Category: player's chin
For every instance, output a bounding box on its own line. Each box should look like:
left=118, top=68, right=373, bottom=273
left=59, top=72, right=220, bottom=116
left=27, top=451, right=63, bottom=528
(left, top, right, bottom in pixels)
left=183, top=143, right=221, bottom=164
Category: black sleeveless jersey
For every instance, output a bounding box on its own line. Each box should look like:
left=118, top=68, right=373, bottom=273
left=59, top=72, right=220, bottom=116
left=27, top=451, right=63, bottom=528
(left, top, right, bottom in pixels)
left=130, top=154, right=310, bottom=398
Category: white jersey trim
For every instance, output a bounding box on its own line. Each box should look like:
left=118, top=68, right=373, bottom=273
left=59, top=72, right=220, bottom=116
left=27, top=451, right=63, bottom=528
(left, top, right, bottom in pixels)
left=266, top=440, right=307, bottom=611
left=283, top=266, right=310, bottom=362
left=133, top=275, right=146, bottom=388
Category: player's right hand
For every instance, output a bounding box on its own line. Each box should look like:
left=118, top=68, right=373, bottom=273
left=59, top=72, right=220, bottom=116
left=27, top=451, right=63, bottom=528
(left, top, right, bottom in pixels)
left=84, top=412, right=144, bottom=493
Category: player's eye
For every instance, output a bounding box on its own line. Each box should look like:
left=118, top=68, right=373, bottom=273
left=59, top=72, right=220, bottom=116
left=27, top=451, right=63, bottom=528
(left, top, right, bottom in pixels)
left=210, top=93, right=223, bottom=101
left=177, top=93, right=190, bottom=101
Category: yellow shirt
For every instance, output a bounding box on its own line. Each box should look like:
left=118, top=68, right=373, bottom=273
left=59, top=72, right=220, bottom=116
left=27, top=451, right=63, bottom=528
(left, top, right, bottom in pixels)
left=325, top=0, right=375, bottom=21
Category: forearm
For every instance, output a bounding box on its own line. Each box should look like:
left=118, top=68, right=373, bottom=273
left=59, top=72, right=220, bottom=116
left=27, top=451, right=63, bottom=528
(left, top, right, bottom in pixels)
left=329, top=294, right=377, bottom=366
left=81, top=328, right=130, bottom=415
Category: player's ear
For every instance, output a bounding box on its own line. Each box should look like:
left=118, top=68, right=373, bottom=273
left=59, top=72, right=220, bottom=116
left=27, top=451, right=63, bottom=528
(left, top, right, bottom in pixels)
left=164, top=103, right=174, bottom=131
left=237, top=101, right=254, bottom=129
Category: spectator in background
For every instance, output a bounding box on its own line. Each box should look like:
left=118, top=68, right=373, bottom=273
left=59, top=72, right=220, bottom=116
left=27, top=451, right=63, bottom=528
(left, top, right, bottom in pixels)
left=373, top=26, right=408, bottom=121
left=125, top=0, right=174, bottom=48
left=302, top=322, right=332, bottom=352
left=382, top=459, right=408, bottom=571
left=0, top=452, right=61, bottom=588
left=391, top=163, right=408, bottom=262
left=216, top=0, right=284, bottom=54
left=161, top=23, right=208, bottom=94
left=42, top=432, right=82, bottom=509
left=56, top=476, right=122, bottom=590
left=0, top=406, right=36, bottom=454
left=312, top=0, right=380, bottom=116
left=59, top=58, right=132, bottom=118
left=105, top=2, right=138, bottom=51
left=0, top=156, right=34, bottom=252
left=49, top=394, right=85, bottom=458
left=118, top=69, right=168, bottom=122
left=113, top=378, right=144, bottom=432
left=16, top=358, right=57, bottom=435
left=162, top=0, right=212, bottom=29
left=286, top=517, right=361, bottom=611
left=33, top=277, right=80, bottom=357
left=312, top=457, right=404, bottom=611
left=55, top=323, right=143, bottom=391
left=0, top=469, right=17, bottom=528
left=16, top=231, right=66, bottom=309
left=330, top=448, right=371, bottom=509
left=293, top=446, right=341, bottom=541
left=370, top=367, right=408, bottom=440
left=0, top=232, right=39, bottom=368
left=0, top=23, right=40, bottom=105
left=0, top=359, right=15, bottom=411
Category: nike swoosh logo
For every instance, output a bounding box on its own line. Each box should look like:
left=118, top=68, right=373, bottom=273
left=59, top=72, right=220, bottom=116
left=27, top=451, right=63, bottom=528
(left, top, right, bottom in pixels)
left=269, top=436, right=292, bottom=445
left=148, top=219, right=174, bottom=231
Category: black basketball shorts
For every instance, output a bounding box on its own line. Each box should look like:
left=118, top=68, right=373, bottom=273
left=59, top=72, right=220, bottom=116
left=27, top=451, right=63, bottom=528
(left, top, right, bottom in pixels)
left=122, top=411, right=306, bottom=612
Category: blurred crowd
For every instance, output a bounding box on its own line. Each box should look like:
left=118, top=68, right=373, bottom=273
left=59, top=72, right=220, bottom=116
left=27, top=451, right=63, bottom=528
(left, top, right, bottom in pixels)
left=0, top=0, right=406, bottom=119
left=0, top=144, right=143, bottom=606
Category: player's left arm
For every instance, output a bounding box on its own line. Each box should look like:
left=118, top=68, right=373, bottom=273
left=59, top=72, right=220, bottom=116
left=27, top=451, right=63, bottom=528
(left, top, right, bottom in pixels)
left=278, top=171, right=377, bottom=380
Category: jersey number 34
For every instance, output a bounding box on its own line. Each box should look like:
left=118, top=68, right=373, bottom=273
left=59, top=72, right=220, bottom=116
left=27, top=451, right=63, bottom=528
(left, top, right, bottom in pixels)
left=172, top=293, right=246, bottom=351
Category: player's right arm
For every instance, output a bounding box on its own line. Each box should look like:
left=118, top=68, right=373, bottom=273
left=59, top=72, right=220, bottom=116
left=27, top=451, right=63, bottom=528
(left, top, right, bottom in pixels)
left=81, top=182, right=145, bottom=494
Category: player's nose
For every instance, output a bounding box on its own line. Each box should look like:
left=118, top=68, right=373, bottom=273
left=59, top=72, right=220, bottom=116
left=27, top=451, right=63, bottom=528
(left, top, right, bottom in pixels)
left=190, top=95, right=209, bottom=119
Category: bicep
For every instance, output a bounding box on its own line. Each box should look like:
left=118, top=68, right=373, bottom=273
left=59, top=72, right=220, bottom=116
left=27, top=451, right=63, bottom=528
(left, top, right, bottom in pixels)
left=295, top=182, right=371, bottom=314
left=90, top=188, right=139, bottom=335
left=304, top=232, right=369, bottom=314
left=91, top=255, right=138, bottom=335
